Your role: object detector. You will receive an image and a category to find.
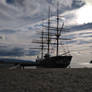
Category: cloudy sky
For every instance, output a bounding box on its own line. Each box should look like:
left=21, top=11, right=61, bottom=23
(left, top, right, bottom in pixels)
left=0, top=0, right=92, bottom=68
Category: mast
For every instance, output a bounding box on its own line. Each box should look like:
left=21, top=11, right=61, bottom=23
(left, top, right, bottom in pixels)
left=41, top=28, right=44, bottom=59
left=47, top=6, right=51, bottom=55
left=56, top=2, right=59, bottom=56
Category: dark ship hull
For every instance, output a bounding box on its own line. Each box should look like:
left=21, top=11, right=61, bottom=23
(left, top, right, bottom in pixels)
left=36, top=55, right=72, bottom=68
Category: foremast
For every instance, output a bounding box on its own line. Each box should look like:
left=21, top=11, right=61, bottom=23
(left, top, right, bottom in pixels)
left=47, top=7, right=51, bottom=56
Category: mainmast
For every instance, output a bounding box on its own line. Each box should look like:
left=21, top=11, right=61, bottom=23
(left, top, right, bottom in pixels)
left=56, top=2, right=59, bottom=56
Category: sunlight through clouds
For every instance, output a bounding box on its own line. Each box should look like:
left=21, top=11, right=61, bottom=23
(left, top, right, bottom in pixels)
left=76, top=3, right=92, bottom=24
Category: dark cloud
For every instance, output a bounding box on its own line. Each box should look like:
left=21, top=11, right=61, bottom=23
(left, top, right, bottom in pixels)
left=46, top=0, right=53, bottom=4
left=6, top=0, right=14, bottom=4
left=0, top=46, right=39, bottom=57
left=0, top=47, right=24, bottom=56
left=68, top=23, right=92, bottom=32
left=72, top=0, right=85, bottom=8
left=6, top=0, right=24, bottom=6
left=0, top=29, right=17, bottom=34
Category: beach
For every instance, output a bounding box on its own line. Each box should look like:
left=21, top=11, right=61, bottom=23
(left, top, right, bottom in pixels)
left=0, top=68, right=92, bottom=92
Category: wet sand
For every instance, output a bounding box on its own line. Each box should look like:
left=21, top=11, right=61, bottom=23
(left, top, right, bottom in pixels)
left=0, top=68, right=92, bottom=92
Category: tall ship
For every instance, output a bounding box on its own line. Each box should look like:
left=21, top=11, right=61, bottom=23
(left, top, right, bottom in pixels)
left=32, top=3, right=72, bottom=68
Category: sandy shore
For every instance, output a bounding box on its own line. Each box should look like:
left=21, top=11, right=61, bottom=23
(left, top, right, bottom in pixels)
left=0, top=68, right=92, bottom=92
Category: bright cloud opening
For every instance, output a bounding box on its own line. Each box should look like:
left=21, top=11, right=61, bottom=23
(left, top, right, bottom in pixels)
left=76, top=3, right=92, bottom=24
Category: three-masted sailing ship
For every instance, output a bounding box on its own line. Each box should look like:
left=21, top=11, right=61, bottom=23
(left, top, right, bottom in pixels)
left=32, top=4, right=72, bottom=68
